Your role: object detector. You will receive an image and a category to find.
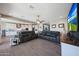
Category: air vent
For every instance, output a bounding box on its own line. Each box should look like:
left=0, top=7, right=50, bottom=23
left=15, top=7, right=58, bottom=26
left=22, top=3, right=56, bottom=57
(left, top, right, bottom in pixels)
left=29, top=5, right=34, bottom=9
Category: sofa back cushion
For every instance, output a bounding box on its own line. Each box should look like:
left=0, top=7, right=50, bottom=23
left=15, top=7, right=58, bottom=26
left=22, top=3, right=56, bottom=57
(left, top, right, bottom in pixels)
left=41, top=31, right=60, bottom=37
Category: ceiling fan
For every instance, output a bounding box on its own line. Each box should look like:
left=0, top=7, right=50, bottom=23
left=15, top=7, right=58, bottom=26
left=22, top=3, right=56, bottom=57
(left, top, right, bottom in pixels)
left=36, top=15, right=45, bottom=24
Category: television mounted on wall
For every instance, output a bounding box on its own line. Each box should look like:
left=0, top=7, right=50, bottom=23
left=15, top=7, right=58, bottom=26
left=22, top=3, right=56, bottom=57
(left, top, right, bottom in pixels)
left=68, top=3, right=77, bottom=31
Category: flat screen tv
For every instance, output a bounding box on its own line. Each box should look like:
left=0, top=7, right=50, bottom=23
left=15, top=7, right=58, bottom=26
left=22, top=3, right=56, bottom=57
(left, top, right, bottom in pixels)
left=68, top=3, right=77, bottom=31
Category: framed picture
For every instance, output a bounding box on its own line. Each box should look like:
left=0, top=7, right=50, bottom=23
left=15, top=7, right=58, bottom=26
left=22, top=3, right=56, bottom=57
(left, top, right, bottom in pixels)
left=52, top=24, right=56, bottom=28
left=43, top=24, right=50, bottom=31
left=16, top=24, right=21, bottom=28
left=58, top=23, right=64, bottom=28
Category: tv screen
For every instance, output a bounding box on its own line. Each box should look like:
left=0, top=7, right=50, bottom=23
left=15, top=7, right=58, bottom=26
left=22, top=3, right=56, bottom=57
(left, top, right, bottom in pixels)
left=68, top=3, right=77, bottom=31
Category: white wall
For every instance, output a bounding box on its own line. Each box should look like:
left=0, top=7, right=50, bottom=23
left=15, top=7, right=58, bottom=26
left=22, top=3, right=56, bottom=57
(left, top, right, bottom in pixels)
left=0, top=17, right=69, bottom=34
left=31, top=18, right=68, bottom=33
left=50, top=18, right=68, bottom=33
left=4, top=23, right=33, bottom=31
left=0, top=18, right=34, bottom=31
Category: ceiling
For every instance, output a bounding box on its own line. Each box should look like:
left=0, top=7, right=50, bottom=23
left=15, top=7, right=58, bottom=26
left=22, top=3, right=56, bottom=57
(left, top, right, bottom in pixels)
left=0, top=3, right=72, bottom=23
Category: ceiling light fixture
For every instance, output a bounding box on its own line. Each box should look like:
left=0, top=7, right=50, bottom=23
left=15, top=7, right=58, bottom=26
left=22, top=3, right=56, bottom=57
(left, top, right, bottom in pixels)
left=29, top=5, right=34, bottom=9
left=36, top=15, right=45, bottom=24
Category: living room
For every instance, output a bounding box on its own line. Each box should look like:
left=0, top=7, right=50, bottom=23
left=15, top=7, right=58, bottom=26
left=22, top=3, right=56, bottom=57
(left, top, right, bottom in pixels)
left=0, top=3, right=79, bottom=56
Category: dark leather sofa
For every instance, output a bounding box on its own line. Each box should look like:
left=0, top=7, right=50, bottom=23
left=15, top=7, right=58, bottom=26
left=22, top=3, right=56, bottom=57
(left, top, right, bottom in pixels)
left=38, top=31, right=60, bottom=44
left=67, top=31, right=79, bottom=40
left=18, top=30, right=60, bottom=44
left=19, top=30, right=38, bottom=43
left=66, top=31, right=79, bottom=46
